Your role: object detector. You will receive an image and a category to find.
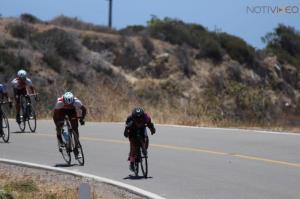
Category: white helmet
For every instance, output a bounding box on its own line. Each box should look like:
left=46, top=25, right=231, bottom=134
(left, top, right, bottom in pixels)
left=17, top=69, right=27, bottom=80
left=63, top=92, right=74, bottom=105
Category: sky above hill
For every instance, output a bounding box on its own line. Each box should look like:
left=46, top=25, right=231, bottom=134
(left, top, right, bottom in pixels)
left=1, top=0, right=299, bottom=49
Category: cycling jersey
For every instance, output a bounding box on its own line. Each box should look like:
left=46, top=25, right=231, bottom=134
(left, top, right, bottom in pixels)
left=11, top=77, right=33, bottom=90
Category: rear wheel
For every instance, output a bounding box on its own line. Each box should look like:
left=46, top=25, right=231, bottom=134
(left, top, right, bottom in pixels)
left=27, top=104, right=36, bottom=132
left=1, top=111, right=10, bottom=143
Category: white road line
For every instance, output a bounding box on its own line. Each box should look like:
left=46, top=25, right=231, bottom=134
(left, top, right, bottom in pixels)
left=0, top=158, right=166, bottom=199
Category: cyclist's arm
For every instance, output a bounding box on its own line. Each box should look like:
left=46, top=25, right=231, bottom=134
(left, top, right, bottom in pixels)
left=145, top=114, right=156, bottom=135
left=80, top=105, right=87, bottom=119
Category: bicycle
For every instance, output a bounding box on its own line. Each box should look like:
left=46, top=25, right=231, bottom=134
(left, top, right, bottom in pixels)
left=132, top=133, right=148, bottom=178
left=59, top=116, right=85, bottom=166
left=18, top=94, right=37, bottom=132
left=0, top=101, right=11, bottom=143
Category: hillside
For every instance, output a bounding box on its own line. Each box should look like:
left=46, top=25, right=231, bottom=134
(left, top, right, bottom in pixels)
left=1, top=14, right=300, bottom=127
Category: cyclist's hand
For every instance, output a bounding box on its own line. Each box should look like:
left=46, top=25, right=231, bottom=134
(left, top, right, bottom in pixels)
left=79, top=118, right=85, bottom=125
left=124, top=130, right=129, bottom=138
left=151, top=128, right=156, bottom=135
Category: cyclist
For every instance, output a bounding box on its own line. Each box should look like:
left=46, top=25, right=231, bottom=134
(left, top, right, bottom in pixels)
left=124, top=107, right=156, bottom=172
left=0, top=84, right=11, bottom=136
left=11, top=69, right=36, bottom=124
left=53, top=92, right=86, bottom=158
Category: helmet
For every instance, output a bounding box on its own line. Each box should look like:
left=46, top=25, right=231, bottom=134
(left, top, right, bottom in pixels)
left=132, top=107, right=145, bottom=119
left=63, top=92, right=75, bottom=105
left=17, top=69, right=27, bottom=80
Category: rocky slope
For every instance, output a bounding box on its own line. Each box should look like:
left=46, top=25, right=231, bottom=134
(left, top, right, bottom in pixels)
left=0, top=15, right=299, bottom=126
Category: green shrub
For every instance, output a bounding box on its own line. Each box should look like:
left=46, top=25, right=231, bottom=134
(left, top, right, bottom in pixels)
left=20, top=13, right=42, bottom=23
left=43, top=51, right=62, bottom=72
left=197, top=38, right=224, bottom=63
left=5, top=22, right=37, bottom=39
left=217, top=33, right=255, bottom=65
left=32, top=28, right=80, bottom=60
left=51, top=15, right=117, bottom=34
left=147, top=17, right=205, bottom=48
left=262, top=24, right=300, bottom=67
left=119, top=25, right=146, bottom=35
left=0, top=50, right=31, bottom=72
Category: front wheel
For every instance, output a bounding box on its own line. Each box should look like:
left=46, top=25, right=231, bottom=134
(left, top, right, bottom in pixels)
left=140, top=148, right=148, bottom=178
left=60, top=130, right=71, bottom=165
left=72, top=131, right=85, bottom=166
left=27, top=104, right=36, bottom=132
left=1, top=111, right=10, bottom=143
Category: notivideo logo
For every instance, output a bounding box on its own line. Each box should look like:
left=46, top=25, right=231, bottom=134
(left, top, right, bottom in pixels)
left=246, top=5, right=299, bottom=14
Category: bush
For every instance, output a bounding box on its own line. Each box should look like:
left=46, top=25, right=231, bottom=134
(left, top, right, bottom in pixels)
left=50, top=15, right=117, bottom=34
left=20, top=13, right=42, bottom=23
left=119, top=25, right=146, bottom=35
left=262, top=24, right=300, bottom=67
left=5, top=22, right=37, bottom=39
left=0, top=50, right=31, bottom=72
left=217, top=33, right=255, bottom=65
left=197, top=38, right=224, bottom=63
left=32, top=28, right=80, bottom=60
left=147, top=17, right=206, bottom=48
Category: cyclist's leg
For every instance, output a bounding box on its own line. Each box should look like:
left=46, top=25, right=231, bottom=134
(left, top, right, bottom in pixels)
left=13, top=89, right=21, bottom=122
left=53, top=110, right=64, bottom=146
left=129, top=136, right=139, bottom=162
left=69, top=109, right=79, bottom=155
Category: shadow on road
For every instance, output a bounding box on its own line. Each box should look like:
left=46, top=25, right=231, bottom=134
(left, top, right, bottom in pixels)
left=123, top=175, right=153, bottom=180
left=12, top=131, right=31, bottom=134
left=54, top=163, right=77, bottom=167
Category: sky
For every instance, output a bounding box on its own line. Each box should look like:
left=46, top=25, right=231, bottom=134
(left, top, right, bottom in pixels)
left=1, top=0, right=299, bottom=49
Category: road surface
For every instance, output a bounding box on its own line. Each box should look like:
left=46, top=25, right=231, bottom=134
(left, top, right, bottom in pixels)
left=1, top=120, right=300, bottom=199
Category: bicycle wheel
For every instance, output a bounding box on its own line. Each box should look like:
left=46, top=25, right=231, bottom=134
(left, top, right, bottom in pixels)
left=1, top=111, right=10, bottom=143
left=140, top=148, right=148, bottom=178
left=18, top=98, right=26, bottom=132
left=27, top=104, right=36, bottom=132
left=72, top=131, right=85, bottom=166
left=134, top=160, right=139, bottom=176
left=60, top=131, right=71, bottom=165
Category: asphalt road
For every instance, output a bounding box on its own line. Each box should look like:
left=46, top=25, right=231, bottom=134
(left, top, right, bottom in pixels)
left=1, top=120, right=300, bottom=199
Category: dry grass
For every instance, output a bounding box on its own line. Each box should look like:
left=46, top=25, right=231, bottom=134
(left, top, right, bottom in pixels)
left=0, top=173, right=103, bottom=199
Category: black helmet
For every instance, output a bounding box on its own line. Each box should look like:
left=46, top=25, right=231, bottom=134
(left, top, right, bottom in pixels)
left=132, top=107, right=145, bottom=119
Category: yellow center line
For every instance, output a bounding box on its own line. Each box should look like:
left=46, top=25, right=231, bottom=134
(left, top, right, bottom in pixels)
left=35, top=133, right=300, bottom=169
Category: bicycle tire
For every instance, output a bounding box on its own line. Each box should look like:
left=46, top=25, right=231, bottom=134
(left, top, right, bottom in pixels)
left=18, top=96, right=26, bottom=132
left=60, top=130, right=71, bottom=165
left=134, top=160, right=139, bottom=176
left=1, top=111, right=10, bottom=143
left=72, top=131, right=85, bottom=166
left=140, top=148, right=148, bottom=178
left=27, top=104, right=36, bottom=132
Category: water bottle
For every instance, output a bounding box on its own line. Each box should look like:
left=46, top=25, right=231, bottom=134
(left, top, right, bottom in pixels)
left=63, top=130, right=69, bottom=143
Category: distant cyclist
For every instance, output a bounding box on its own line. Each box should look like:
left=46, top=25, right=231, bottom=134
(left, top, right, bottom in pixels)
left=11, top=69, right=37, bottom=124
left=0, top=83, right=12, bottom=136
left=53, top=92, right=86, bottom=158
left=124, top=107, right=156, bottom=172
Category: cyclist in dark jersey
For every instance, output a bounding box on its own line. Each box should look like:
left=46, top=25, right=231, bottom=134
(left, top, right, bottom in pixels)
left=124, top=107, right=156, bottom=172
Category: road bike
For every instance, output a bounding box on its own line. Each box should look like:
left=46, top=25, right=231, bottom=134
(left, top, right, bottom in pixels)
left=59, top=116, right=85, bottom=166
left=0, top=101, right=11, bottom=143
left=133, top=133, right=148, bottom=178
left=18, top=94, right=37, bottom=132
